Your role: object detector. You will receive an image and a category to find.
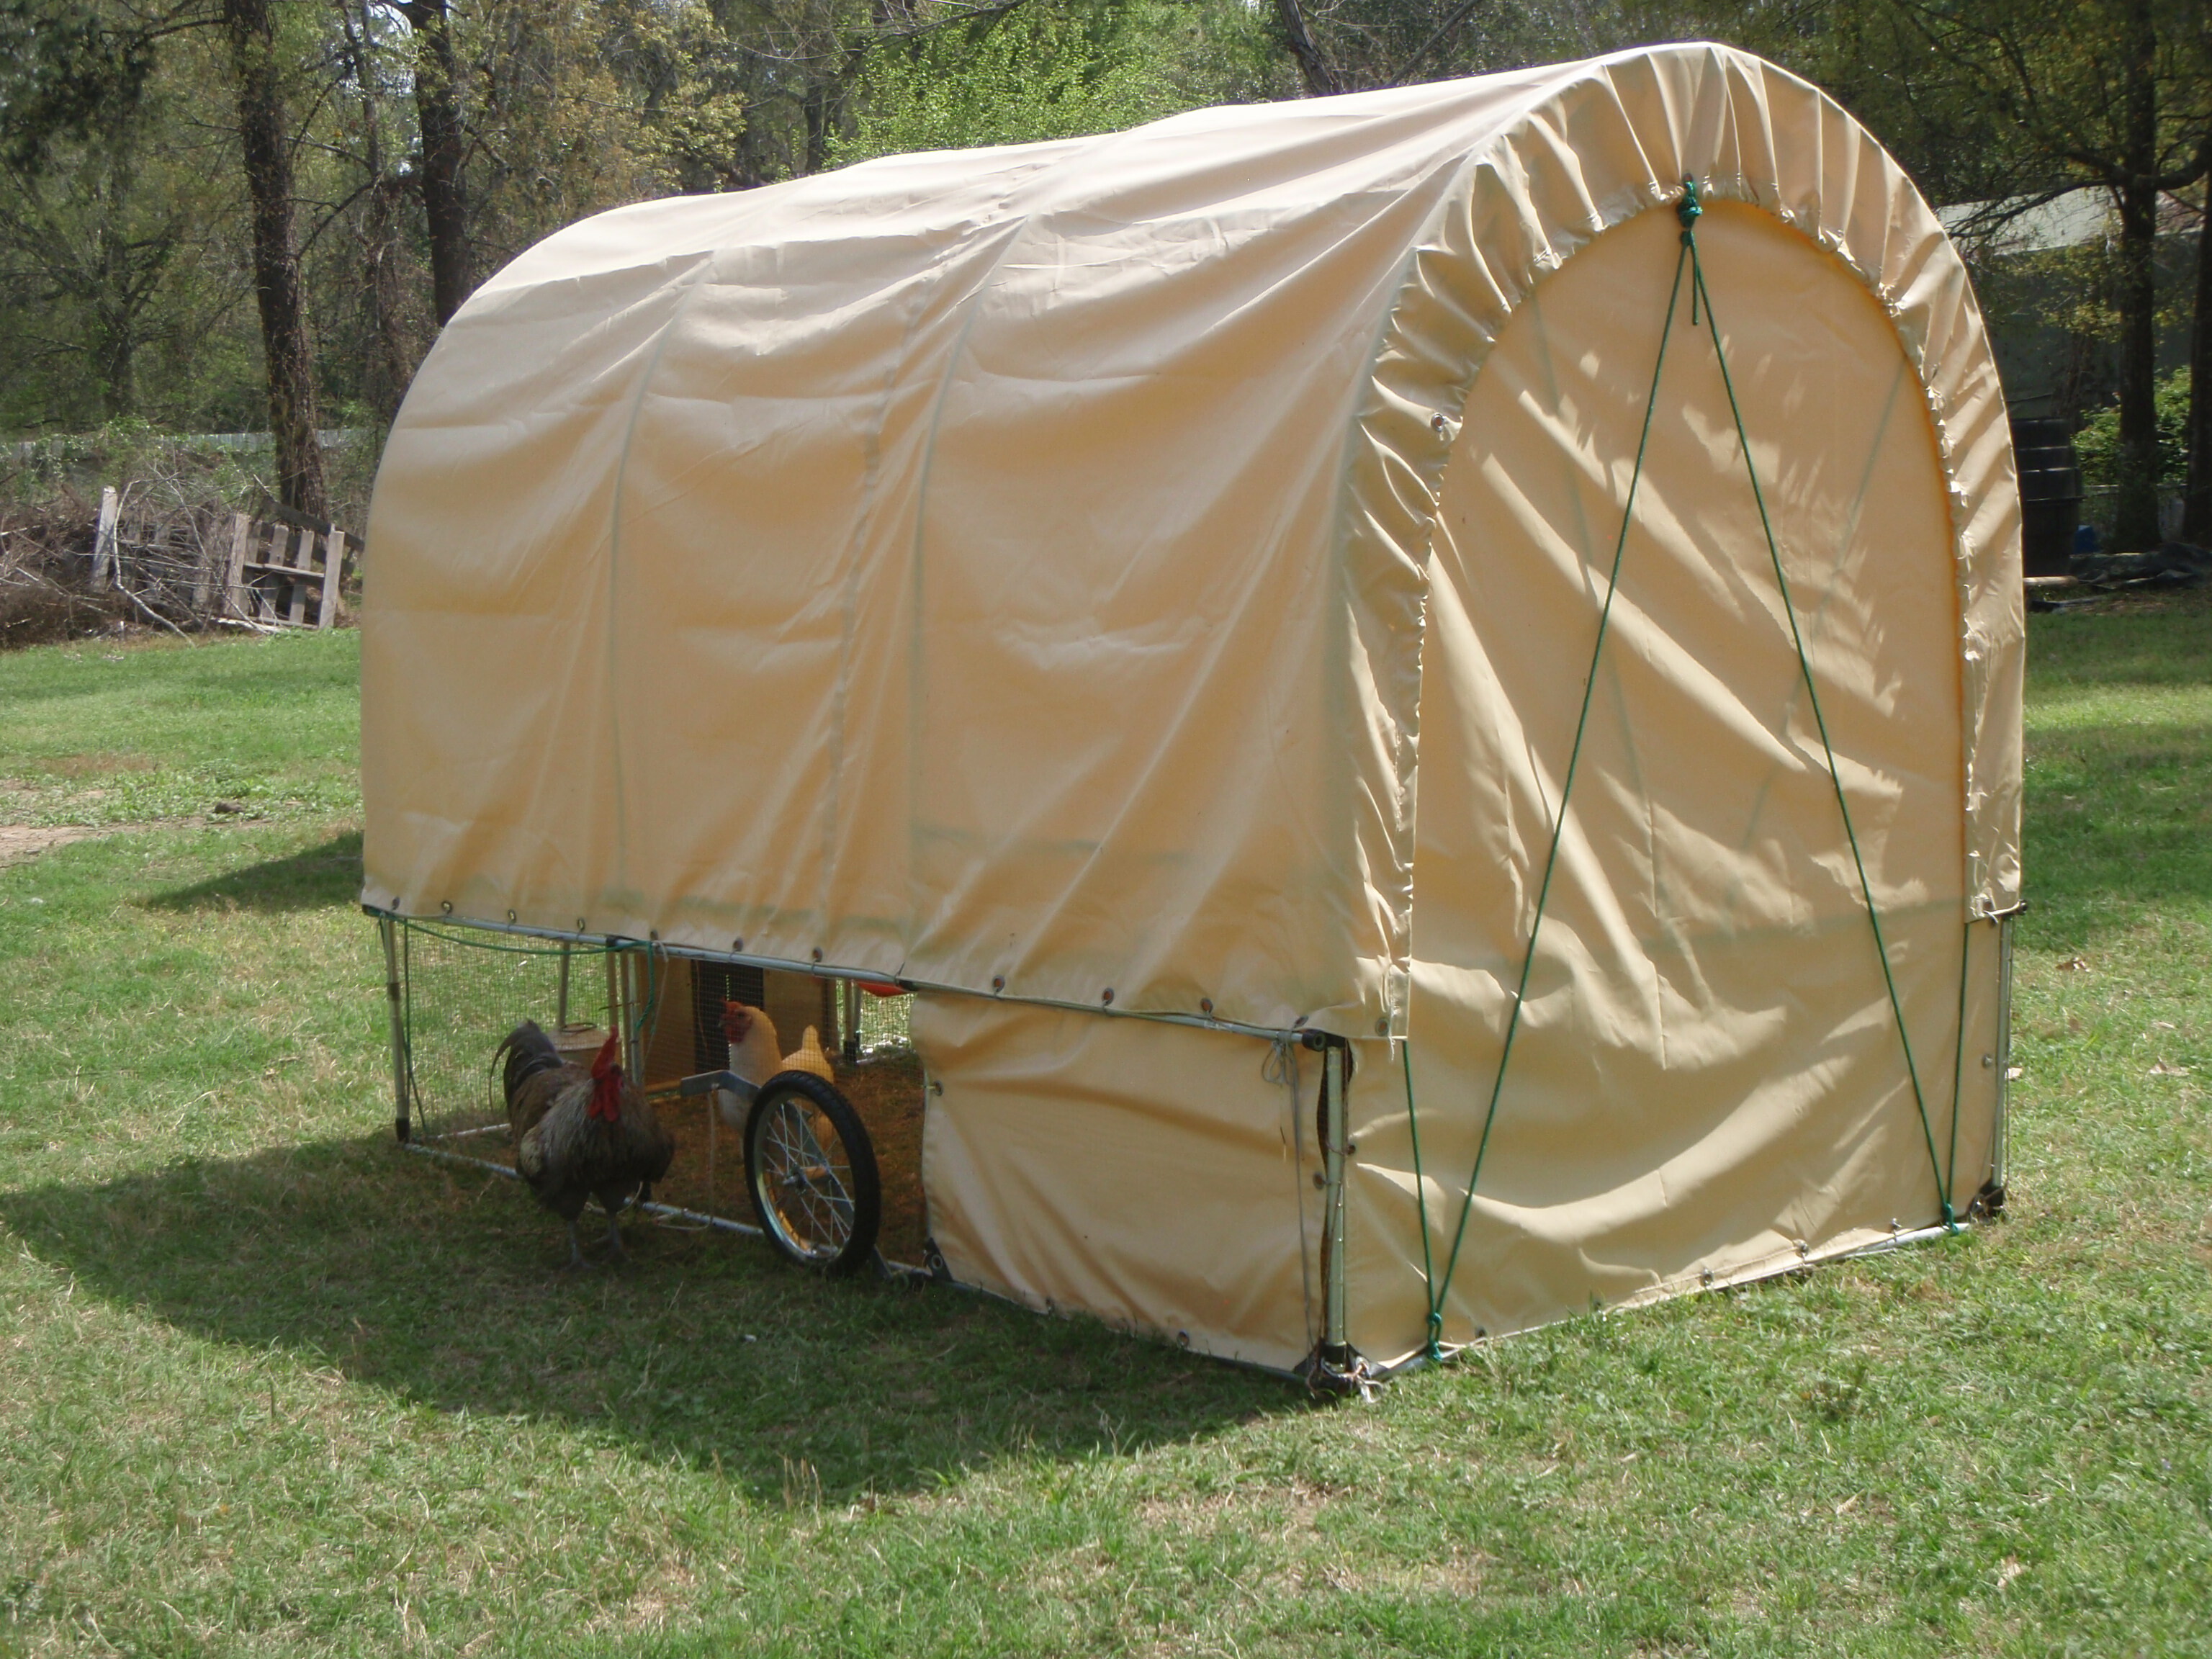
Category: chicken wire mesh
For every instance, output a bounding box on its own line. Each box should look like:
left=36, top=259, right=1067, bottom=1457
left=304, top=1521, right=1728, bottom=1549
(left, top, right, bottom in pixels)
left=395, top=920, right=626, bottom=1145
left=385, top=917, right=930, bottom=1263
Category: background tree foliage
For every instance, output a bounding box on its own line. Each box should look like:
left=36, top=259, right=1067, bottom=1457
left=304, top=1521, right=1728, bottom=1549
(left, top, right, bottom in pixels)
left=0, top=0, right=2206, bottom=544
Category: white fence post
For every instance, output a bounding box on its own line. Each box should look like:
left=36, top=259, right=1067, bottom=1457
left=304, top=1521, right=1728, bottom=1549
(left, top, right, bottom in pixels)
left=91, top=487, right=120, bottom=588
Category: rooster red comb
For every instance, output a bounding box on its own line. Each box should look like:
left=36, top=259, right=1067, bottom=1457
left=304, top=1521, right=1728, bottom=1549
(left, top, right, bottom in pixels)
left=588, top=1035, right=623, bottom=1121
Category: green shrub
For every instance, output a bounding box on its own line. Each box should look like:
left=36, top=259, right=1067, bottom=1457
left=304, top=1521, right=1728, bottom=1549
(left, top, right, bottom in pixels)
left=2074, top=367, right=2191, bottom=492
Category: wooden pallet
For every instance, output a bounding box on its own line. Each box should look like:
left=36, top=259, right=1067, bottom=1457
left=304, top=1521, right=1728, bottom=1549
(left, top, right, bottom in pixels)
left=222, top=512, right=353, bottom=629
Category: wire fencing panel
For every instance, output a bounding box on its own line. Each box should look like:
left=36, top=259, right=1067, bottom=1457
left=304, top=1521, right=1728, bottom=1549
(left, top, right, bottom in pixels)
left=390, top=921, right=931, bottom=1263
left=399, top=923, right=616, bottom=1144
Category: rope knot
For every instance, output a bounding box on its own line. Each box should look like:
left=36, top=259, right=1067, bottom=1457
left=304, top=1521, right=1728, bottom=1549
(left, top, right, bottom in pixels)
left=1424, top=1308, right=1444, bottom=1362
left=1677, top=176, right=1702, bottom=237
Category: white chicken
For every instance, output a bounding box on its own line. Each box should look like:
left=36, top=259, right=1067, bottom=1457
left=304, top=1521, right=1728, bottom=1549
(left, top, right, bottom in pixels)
left=720, top=1000, right=783, bottom=1090
left=715, top=1002, right=837, bottom=1129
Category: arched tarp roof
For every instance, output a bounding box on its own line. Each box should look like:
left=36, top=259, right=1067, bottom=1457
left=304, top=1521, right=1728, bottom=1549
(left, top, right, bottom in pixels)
left=361, top=41, right=2020, bottom=1041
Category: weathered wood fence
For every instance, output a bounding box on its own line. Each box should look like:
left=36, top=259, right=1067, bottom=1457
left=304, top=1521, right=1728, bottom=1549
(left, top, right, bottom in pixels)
left=89, top=486, right=354, bottom=631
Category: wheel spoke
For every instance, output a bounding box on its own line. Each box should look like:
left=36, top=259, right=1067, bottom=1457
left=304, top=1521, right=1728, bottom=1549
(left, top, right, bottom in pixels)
left=760, top=1097, right=855, bottom=1258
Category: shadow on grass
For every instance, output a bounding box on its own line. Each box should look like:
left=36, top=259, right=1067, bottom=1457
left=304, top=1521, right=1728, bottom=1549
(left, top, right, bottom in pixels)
left=0, top=1132, right=1309, bottom=1501
left=147, top=830, right=362, bottom=912
left=2023, top=590, right=2212, bottom=691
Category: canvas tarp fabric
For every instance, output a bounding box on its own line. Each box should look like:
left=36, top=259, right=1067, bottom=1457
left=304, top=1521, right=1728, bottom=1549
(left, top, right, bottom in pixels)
left=1346, top=198, right=2012, bottom=1370
left=362, top=42, right=2021, bottom=1370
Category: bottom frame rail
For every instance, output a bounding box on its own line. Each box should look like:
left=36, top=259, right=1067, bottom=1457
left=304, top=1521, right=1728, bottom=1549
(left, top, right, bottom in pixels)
left=400, top=1139, right=765, bottom=1238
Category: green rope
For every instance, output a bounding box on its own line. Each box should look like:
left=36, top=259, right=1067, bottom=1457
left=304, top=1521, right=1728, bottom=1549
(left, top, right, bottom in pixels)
left=1401, top=1039, right=1442, bottom=1358
left=1418, top=199, right=1696, bottom=1349
left=399, top=916, right=619, bottom=958
left=628, top=943, right=663, bottom=1061
left=1683, top=228, right=1955, bottom=1232
left=1408, top=178, right=1962, bottom=1355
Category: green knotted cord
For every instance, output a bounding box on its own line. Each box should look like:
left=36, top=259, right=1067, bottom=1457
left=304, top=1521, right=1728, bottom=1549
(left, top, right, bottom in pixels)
left=1413, top=199, right=1696, bottom=1351
left=1405, top=179, right=1959, bottom=1357
left=1683, top=225, right=1954, bottom=1233
left=1401, top=1038, right=1443, bottom=1358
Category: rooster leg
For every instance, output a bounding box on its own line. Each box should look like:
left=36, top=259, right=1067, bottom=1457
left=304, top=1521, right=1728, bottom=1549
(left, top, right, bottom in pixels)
left=565, top=1218, right=587, bottom=1271
left=604, top=1205, right=629, bottom=1264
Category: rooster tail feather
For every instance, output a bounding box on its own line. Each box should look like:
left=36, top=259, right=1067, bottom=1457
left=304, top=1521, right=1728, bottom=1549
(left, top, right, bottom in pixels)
left=495, top=1020, right=565, bottom=1107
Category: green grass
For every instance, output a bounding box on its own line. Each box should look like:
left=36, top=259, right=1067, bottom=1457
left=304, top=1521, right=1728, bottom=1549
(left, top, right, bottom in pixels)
left=1, top=608, right=2208, bottom=1657
left=0, top=634, right=359, bottom=826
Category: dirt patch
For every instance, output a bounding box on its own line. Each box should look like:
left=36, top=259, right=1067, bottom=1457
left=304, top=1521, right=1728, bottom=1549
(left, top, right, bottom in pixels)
left=0, top=824, right=108, bottom=868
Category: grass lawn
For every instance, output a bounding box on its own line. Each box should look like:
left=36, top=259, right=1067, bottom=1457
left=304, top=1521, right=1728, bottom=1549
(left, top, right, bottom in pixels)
left=1, top=605, right=2207, bottom=1657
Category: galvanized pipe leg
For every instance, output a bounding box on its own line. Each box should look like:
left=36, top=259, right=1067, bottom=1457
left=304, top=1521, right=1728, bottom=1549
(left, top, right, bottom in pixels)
left=1992, top=911, right=2016, bottom=1202
left=379, top=914, right=409, bottom=1143
left=1303, top=1031, right=1362, bottom=1390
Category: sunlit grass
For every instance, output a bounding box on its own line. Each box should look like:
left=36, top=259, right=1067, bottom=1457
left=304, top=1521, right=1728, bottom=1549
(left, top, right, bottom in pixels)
left=0, top=605, right=2206, bottom=1656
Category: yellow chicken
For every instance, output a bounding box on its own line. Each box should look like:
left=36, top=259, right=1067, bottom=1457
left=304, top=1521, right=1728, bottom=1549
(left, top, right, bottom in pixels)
left=782, top=1025, right=835, bottom=1083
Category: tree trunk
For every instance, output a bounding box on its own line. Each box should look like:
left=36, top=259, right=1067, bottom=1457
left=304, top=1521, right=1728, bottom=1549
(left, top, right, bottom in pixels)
left=2115, top=180, right=2164, bottom=548
left=802, top=77, right=831, bottom=177
left=364, top=174, right=418, bottom=427
left=1274, top=0, right=1339, bottom=96
left=2110, top=0, right=2163, bottom=550
left=346, top=0, right=416, bottom=423
left=2185, top=159, right=2212, bottom=543
left=225, top=0, right=326, bottom=521
left=403, top=0, right=470, bottom=326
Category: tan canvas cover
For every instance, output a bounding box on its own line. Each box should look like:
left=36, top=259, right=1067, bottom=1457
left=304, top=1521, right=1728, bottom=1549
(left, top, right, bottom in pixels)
left=363, top=42, right=2022, bottom=1372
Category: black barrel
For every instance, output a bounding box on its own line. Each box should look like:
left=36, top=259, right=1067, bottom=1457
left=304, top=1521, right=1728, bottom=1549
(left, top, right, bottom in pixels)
left=2010, top=415, right=2082, bottom=577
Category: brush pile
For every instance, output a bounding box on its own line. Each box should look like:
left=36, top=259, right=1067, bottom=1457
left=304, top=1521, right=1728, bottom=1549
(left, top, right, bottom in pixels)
left=0, top=489, right=123, bottom=648
left=0, top=433, right=351, bottom=647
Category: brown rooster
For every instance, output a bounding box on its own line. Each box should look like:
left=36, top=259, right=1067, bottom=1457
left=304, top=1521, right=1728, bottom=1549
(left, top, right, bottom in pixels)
left=493, top=1021, right=675, bottom=1267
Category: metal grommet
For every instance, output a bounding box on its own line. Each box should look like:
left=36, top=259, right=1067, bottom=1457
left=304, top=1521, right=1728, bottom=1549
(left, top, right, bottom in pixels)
left=992, top=975, right=1005, bottom=992
left=1375, top=1017, right=1389, bottom=1035
left=1101, top=988, right=1115, bottom=1006
left=649, top=929, right=660, bottom=942
left=440, top=900, right=452, bottom=914
left=577, top=917, right=587, bottom=932
left=732, top=938, right=743, bottom=953
left=811, top=948, right=823, bottom=963
left=1700, top=1267, right=1714, bottom=1287
left=1431, top=411, right=1451, bottom=438
left=1199, top=997, right=1213, bottom=1015
left=506, top=909, right=516, bottom=923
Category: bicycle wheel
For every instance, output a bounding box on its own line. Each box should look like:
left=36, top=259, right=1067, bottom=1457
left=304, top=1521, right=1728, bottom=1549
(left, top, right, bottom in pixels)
left=743, top=1071, right=881, bottom=1275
